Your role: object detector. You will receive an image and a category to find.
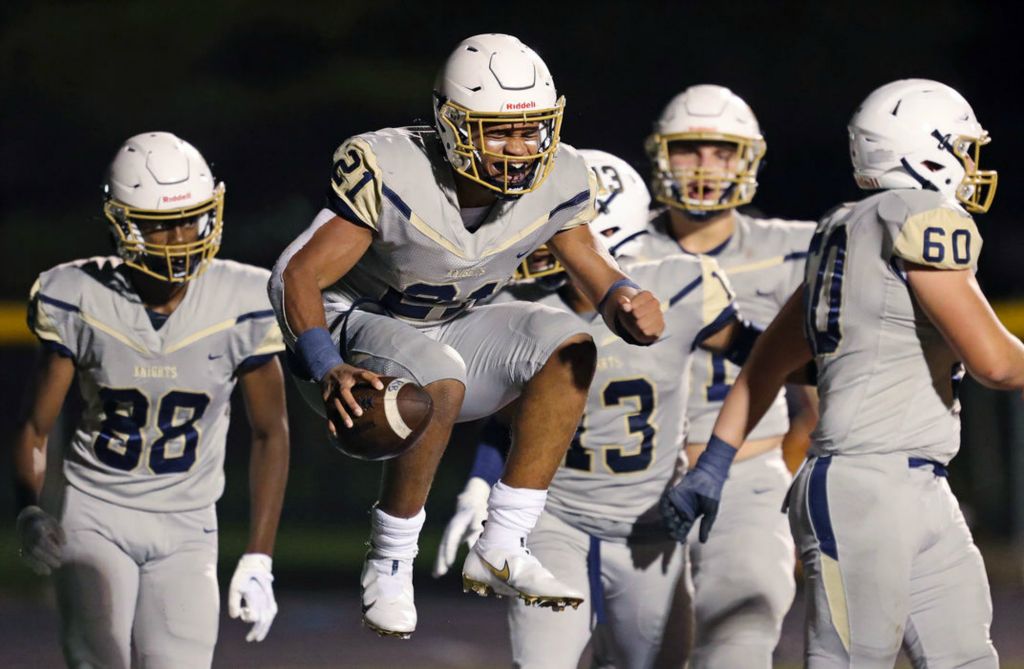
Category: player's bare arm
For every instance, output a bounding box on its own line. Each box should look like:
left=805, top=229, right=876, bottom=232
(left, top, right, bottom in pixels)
left=548, top=223, right=664, bottom=344
left=225, top=356, right=290, bottom=643
left=279, top=214, right=383, bottom=430
left=662, top=287, right=811, bottom=543
left=711, top=286, right=812, bottom=447
left=12, top=349, right=74, bottom=574
left=238, top=357, right=290, bottom=556
left=907, top=263, right=1024, bottom=390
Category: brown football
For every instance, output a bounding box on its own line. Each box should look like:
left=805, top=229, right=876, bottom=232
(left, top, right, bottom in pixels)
left=328, top=377, right=433, bottom=461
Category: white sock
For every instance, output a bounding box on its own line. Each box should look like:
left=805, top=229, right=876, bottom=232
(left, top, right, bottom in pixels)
left=369, top=507, right=425, bottom=561
left=475, top=481, right=547, bottom=553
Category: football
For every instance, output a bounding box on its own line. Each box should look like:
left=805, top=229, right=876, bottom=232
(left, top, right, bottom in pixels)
left=328, top=377, right=433, bottom=461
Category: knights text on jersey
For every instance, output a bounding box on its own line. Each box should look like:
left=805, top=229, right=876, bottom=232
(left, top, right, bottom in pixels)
left=28, top=257, right=284, bottom=512
left=804, top=189, right=982, bottom=462
left=533, top=254, right=737, bottom=542
left=313, top=126, right=597, bottom=331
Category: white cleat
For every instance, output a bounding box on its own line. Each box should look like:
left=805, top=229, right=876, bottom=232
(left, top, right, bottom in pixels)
left=462, top=542, right=584, bottom=612
left=361, top=554, right=416, bottom=639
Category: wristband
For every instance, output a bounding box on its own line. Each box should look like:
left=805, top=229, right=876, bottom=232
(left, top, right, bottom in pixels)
left=295, top=327, right=343, bottom=382
left=695, top=434, right=738, bottom=480
left=596, top=278, right=640, bottom=314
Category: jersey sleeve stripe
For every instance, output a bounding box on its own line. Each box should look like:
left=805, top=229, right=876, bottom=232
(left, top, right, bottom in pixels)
left=668, top=275, right=703, bottom=307
left=382, top=184, right=412, bottom=219
left=549, top=189, right=591, bottom=218
left=326, top=188, right=371, bottom=229
left=37, top=293, right=80, bottom=313
left=235, top=309, right=276, bottom=324
left=691, top=303, right=737, bottom=350
left=40, top=339, right=75, bottom=359
left=236, top=353, right=276, bottom=373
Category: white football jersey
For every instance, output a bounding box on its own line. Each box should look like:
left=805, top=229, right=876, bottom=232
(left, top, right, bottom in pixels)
left=271, top=126, right=597, bottom=345
left=29, top=257, right=284, bottom=512
left=511, top=254, right=737, bottom=542
left=805, top=189, right=982, bottom=463
left=625, top=212, right=815, bottom=443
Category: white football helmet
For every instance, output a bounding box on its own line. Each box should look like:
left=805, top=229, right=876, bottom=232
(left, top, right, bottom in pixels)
left=433, top=34, right=564, bottom=196
left=848, top=79, right=997, bottom=213
left=646, top=85, right=766, bottom=213
left=515, top=149, right=651, bottom=284
left=103, top=131, right=224, bottom=282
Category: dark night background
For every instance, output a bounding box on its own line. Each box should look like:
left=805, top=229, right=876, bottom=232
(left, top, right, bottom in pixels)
left=0, top=4, right=1023, bottom=665
left=3, top=1, right=1023, bottom=298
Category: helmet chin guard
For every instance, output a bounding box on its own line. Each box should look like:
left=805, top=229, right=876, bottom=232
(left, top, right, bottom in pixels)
left=103, top=132, right=224, bottom=282
left=647, top=85, right=766, bottom=213
left=433, top=34, right=564, bottom=196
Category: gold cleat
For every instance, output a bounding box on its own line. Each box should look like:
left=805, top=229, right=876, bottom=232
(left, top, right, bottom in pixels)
left=462, top=546, right=586, bottom=611
left=362, top=618, right=412, bottom=640
left=463, top=573, right=582, bottom=610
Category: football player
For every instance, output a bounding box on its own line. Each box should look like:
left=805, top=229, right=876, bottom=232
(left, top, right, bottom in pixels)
left=268, top=34, right=665, bottom=639
left=434, top=150, right=764, bottom=668
left=644, top=84, right=817, bottom=668
left=666, top=79, right=1012, bottom=668
left=13, top=132, right=289, bottom=668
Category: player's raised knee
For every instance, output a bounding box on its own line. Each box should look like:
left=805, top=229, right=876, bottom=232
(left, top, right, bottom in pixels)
left=424, top=378, right=466, bottom=422
left=551, top=333, right=596, bottom=390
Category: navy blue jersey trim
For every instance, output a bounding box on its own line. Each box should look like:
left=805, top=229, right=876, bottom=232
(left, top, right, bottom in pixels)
left=908, top=457, right=949, bottom=477
left=40, top=339, right=75, bottom=360
left=692, top=303, right=737, bottom=350
left=668, top=275, right=703, bottom=308
left=704, top=235, right=732, bottom=257
left=808, top=456, right=838, bottom=560
left=608, top=230, right=650, bottom=257
left=382, top=184, right=412, bottom=220
left=236, top=309, right=276, bottom=324
left=325, top=188, right=370, bottom=228
left=784, top=251, right=809, bottom=262
left=549, top=189, right=590, bottom=218
left=37, top=293, right=79, bottom=313
left=587, top=536, right=607, bottom=625
left=236, top=352, right=277, bottom=374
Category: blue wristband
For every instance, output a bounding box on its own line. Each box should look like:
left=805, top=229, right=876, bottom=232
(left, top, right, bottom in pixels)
left=596, top=278, right=641, bottom=314
left=295, top=327, right=344, bottom=382
left=695, top=435, right=738, bottom=480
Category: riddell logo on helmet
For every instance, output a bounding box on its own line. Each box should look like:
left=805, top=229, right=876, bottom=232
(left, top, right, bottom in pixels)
left=505, top=101, right=537, bottom=110
left=162, top=192, right=191, bottom=203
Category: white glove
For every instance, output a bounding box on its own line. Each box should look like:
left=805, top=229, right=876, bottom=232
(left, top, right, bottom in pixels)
left=432, top=477, right=491, bottom=578
left=16, top=505, right=65, bottom=575
left=228, top=553, right=277, bottom=642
